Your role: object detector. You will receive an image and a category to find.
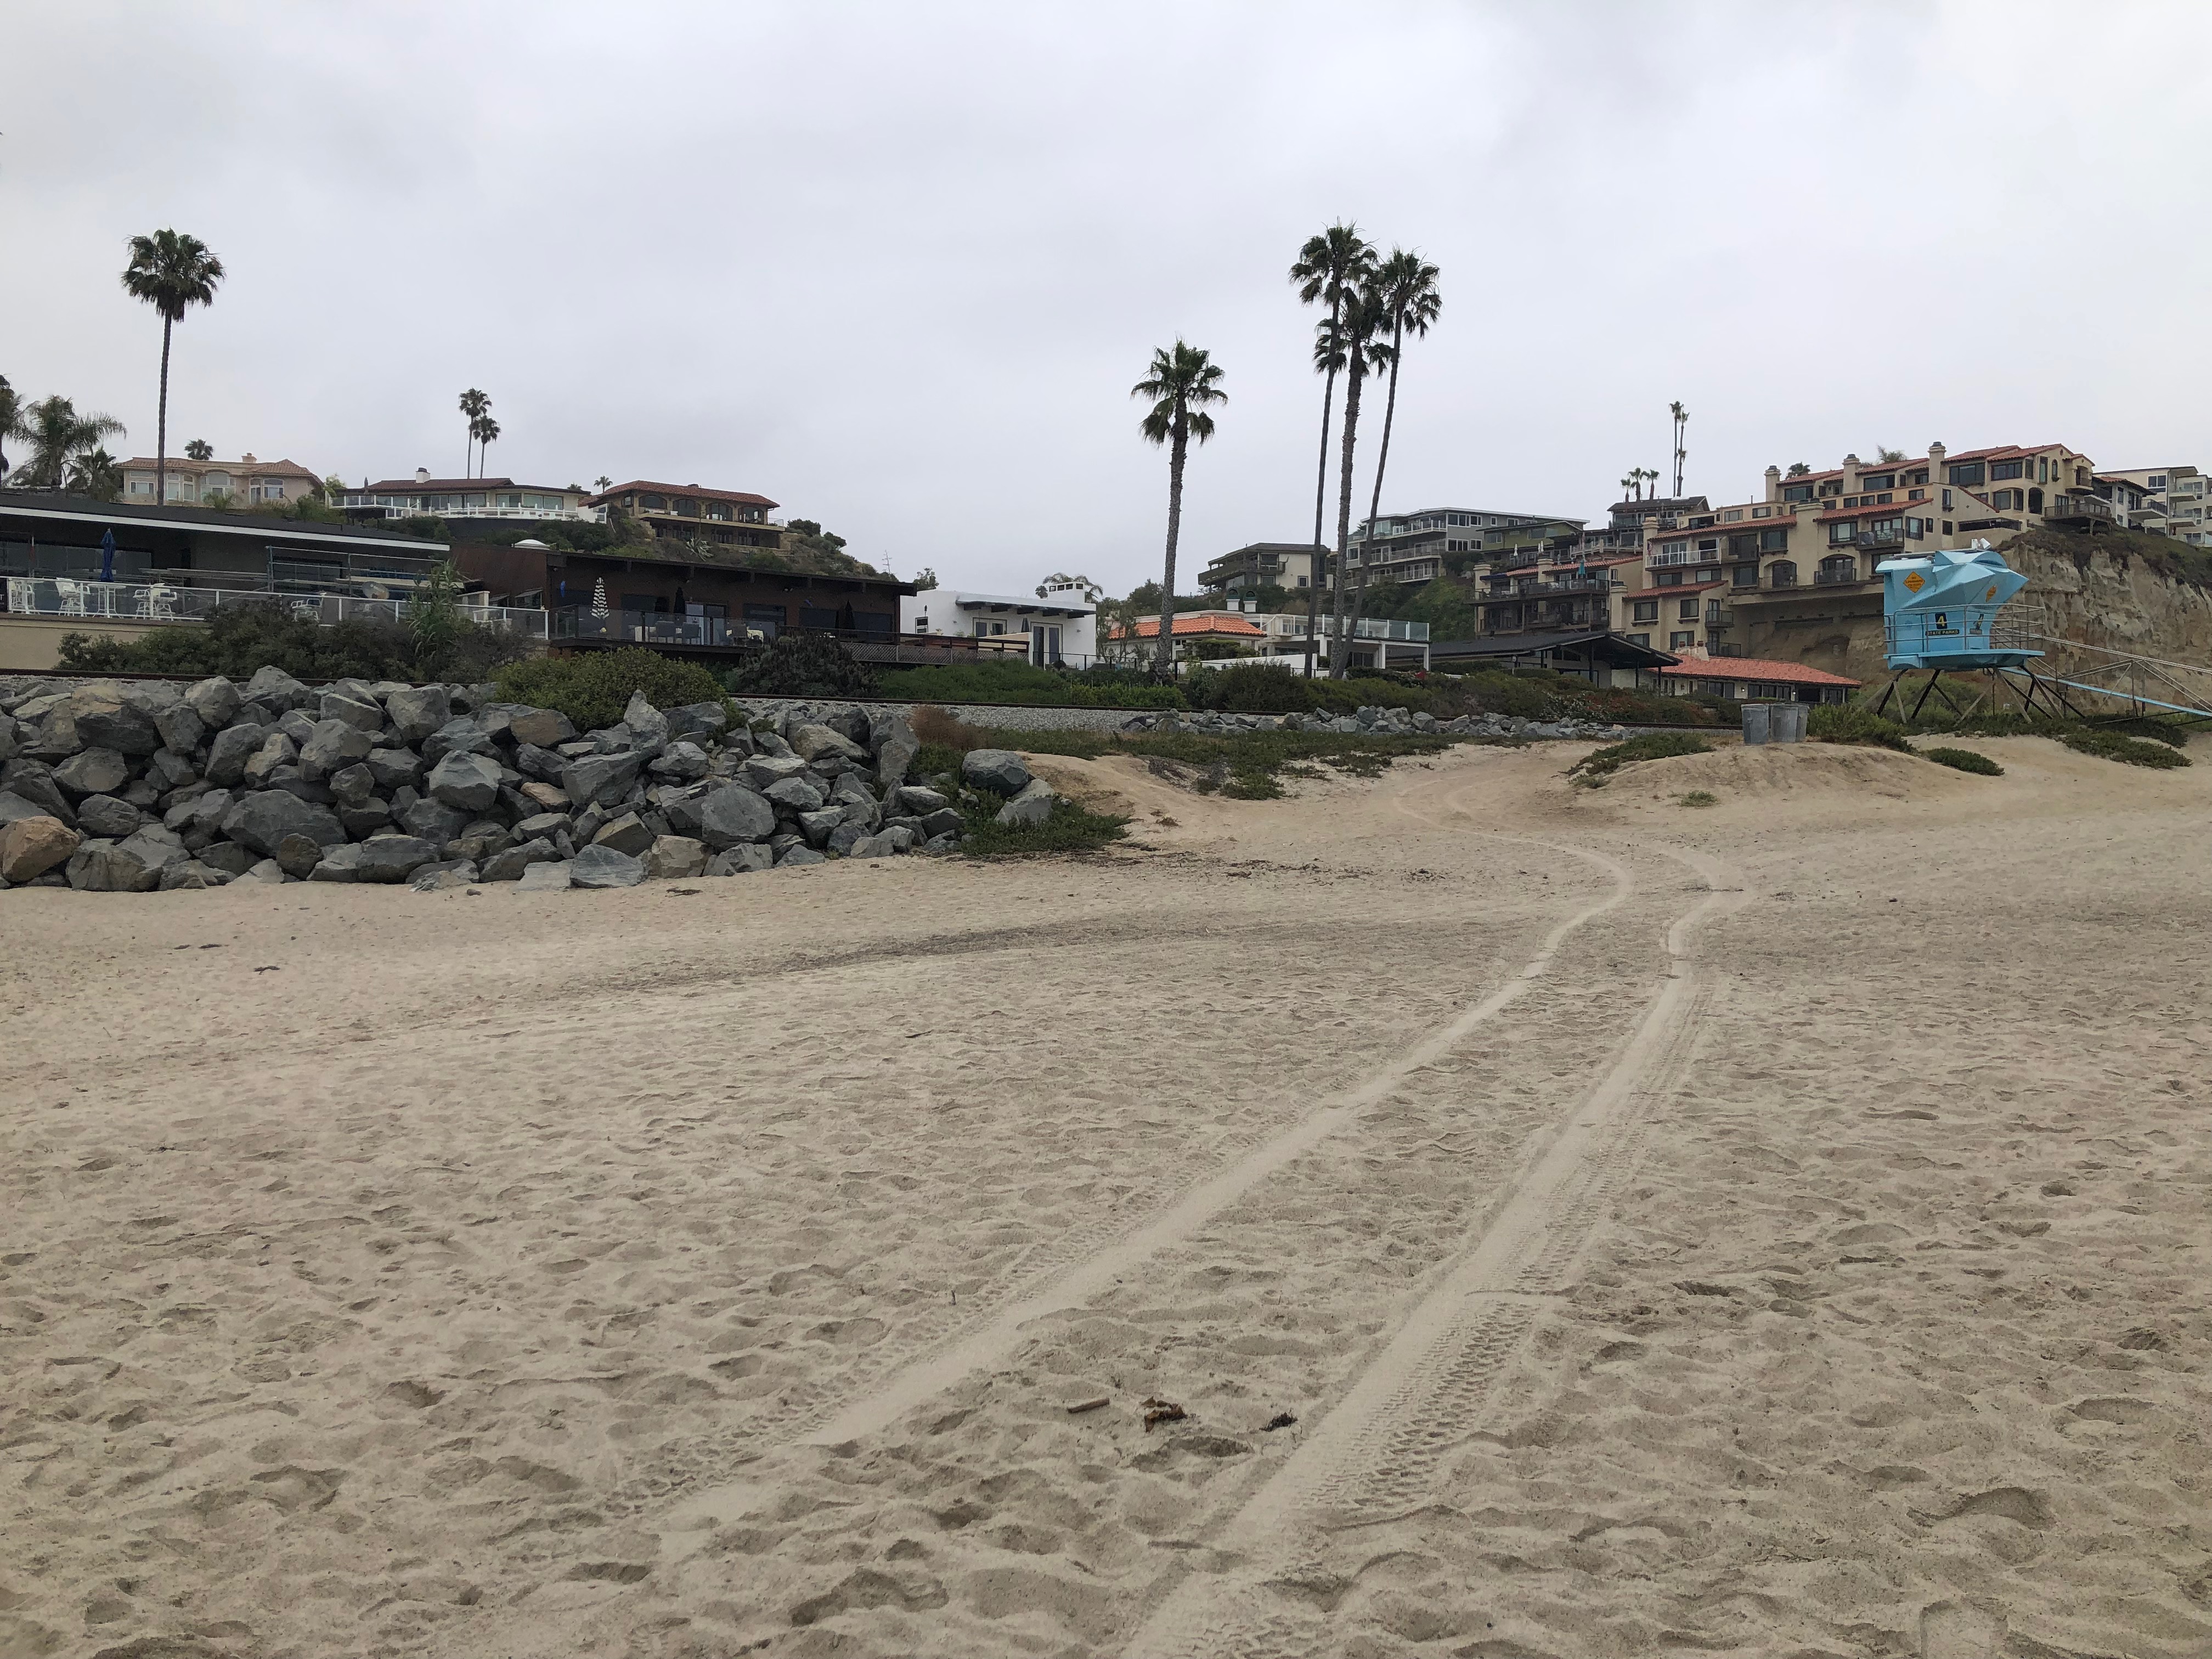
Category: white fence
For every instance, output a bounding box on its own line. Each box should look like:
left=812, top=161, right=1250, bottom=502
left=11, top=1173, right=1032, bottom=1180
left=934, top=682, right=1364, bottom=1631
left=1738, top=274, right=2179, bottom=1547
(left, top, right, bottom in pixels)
left=4, top=578, right=548, bottom=637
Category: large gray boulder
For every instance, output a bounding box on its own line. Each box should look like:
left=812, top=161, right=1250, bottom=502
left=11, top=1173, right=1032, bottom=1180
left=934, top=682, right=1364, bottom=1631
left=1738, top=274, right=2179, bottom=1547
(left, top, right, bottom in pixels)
left=409, top=859, right=478, bottom=892
left=161, top=860, right=232, bottom=890
left=421, top=717, right=493, bottom=764
left=622, top=692, right=669, bottom=753
left=184, top=677, right=242, bottom=729
left=298, top=718, right=375, bottom=782
left=697, top=784, right=776, bottom=848
left=893, top=785, right=949, bottom=814
left=218, top=789, right=347, bottom=857
left=364, top=747, right=423, bottom=792
left=0, top=789, right=56, bottom=827
left=319, top=689, right=385, bottom=734
left=241, top=732, right=296, bottom=787
left=994, top=778, right=1056, bottom=828
left=66, top=684, right=160, bottom=755
left=512, top=742, right=567, bottom=784
left=398, top=796, right=467, bottom=845
left=481, top=837, right=558, bottom=882
left=274, top=833, right=328, bottom=879
left=568, top=843, right=646, bottom=889
left=763, top=775, right=826, bottom=814
left=67, top=838, right=155, bottom=892
left=591, top=811, right=656, bottom=857
left=666, top=701, right=730, bottom=742
left=648, top=740, right=711, bottom=780
left=0, top=815, right=78, bottom=882
left=308, top=844, right=364, bottom=882
left=505, top=707, right=575, bottom=748
left=329, top=762, right=375, bottom=805
left=354, top=834, right=440, bottom=883
left=704, top=843, right=772, bottom=876
left=154, top=702, right=207, bottom=755
left=799, top=807, right=845, bottom=848
left=244, top=665, right=310, bottom=710
left=337, top=798, right=392, bottom=838
left=846, top=834, right=899, bottom=860
left=75, top=794, right=144, bottom=839
left=741, top=753, right=811, bottom=791
left=146, top=750, right=198, bottom=792
left=385, top=685, right=451, bottom=744
left=53, top=747, right=129, bottom=797
left=204, top=723, right=264, bottom=786
left=516, top=859, right=573, bottom=891
left=778, top=845, right=826, bottom=867
left=789, top=723, right=868, bottom=763
left=561, top=751, right=644, bottom=808
left=426, top=751, right=502, bottom=813
left=962, top=749, right=1031, bottom=795
left=198, top=840, right=258, bottom=877
left=644, top=835, right=707, bottom=879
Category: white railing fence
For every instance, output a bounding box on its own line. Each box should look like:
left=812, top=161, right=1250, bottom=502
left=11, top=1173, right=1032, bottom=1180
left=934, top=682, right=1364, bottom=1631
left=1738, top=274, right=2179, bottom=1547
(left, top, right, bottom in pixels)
left=4, top=578, right=548, bottom=637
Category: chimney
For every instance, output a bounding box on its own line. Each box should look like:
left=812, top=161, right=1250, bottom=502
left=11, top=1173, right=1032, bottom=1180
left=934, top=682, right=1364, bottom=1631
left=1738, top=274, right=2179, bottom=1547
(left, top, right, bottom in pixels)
left=1764, top=464, right=1781, bottom=504
left=415, top=467, right=430, bottom=484
left=1928, top=441, right=1945, bottom=484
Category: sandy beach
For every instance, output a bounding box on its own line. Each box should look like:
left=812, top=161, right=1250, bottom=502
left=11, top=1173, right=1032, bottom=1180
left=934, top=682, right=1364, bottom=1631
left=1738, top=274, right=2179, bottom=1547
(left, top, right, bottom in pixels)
left=4, top=733, right=2208, bottom=1659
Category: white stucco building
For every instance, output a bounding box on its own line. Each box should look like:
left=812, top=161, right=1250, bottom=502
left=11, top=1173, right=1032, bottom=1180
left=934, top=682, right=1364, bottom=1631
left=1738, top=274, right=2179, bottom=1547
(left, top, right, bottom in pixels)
left=900, top=582, right=1099, bottom=665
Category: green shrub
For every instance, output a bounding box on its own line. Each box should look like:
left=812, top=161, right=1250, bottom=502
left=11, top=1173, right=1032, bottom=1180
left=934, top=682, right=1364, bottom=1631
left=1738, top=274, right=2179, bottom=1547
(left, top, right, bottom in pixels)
left=1809, top=704, right=1913, bottom=751
left=956, top=796, right=1130, bottom=857
left=2091, top=715, right=2193, bottom=749
left=1570, top=731, right=1713, bottom=786
left=874, top=659, right=1181, bottom=709
left=1678, top=790, right=1718, bottom=807
left=495, top=647, right=733, bottom=731
left=1921, top=746, right=2005, bottom=776
left=2062, top=728, right=2192, bottom=769
left=55, top=599, right=532, bottom=683
left=725, top=632, right=878, bottom=698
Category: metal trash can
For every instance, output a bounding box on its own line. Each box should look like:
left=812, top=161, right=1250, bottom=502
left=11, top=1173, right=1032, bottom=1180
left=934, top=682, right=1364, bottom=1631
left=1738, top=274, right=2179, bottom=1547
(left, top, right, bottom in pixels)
left=1770, top=702, right=1808, bottom=744
left=1741, top=702, right=1772, bottom=745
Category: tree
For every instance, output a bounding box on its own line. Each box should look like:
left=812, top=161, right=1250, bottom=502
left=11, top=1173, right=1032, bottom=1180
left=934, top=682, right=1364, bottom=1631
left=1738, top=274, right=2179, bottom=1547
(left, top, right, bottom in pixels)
left=1619, top=472, right=1638, bottom=503
left=407, top=560, right=468, bottom=675
left=0, top=376, right=23, bottom=482
left=1785, top=461, right=1810, bottom=478
left=321, top=474, right=347, bottom=501
left=1669, top=402, right=1689, bottom=497
left=1874, top=445, right=1905, bottom=464
left=1321, top=284, right=1394, bottom=678
left=1352, top=249, right=1441, bottom=629
left=1289, top=223, right=1377, bottom=675
left=64, top=448, right=123, bottom=501
left=14, top=397, right=126, bottom=489
left=912, top=567, right=939, bottom=590
left=1131, top=340, right=1227, bottom=672
left=458, top=390, right=489, bottom=476
left=120, top=230, right=224, bottom=508
left=1036, top=571, right=1103, bottom=601
left=471, top=414, right=500, bottom=477
left=184, top=438, right=213, bottom=461
left=594, top=474, right=612, bottom=492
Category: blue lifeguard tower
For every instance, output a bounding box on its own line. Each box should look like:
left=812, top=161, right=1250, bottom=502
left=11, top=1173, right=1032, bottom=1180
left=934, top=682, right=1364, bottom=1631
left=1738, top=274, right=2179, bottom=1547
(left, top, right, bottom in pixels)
left=1870, top=541, right=2050, bottom=721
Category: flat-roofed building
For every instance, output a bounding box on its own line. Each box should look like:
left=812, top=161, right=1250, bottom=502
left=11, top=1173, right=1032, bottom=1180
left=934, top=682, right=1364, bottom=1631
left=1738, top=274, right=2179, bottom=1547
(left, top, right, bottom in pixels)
left=1197, top=541, right=1320, bottom=596
left=900, top=585, right=1098, bottom=666
left=1348, top=505, right=1584, bottom=587
left=2097, top=465, right=2207, bottom=543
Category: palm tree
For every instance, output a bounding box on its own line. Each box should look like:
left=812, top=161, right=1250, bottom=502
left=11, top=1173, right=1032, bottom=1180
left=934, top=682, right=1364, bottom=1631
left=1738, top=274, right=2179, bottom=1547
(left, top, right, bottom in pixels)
left=459, top=389, right=489, bottom=476
left=184, top=437, right=213, bottom=461
left=1351, top=250, right=1441, bottom=627
left=1289, top=223, right=1377, bottom=675
left=0, top=376, right=24, bottom=483
left=65, top=448, right=123, bottom=501
left=1619, top=472, right=1638, bottom=503
left=594, top=475, right=612, bottom=492
left=472, top=415, right=500, bottom=478
left=1131, top=341, right=1227, bottom=673
left=1669, top=401, right=1689, bottom=497
left=15, top=397, right=126, bottom=489
left=120, top=230, right=225, bottom=507
left=1323, top=283, right=1395, bottom=678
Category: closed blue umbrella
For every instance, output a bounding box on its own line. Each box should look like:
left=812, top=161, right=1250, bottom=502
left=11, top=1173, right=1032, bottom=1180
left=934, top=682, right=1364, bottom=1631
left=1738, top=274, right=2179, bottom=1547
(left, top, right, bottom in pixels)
left=99, top=528, right=116, bottom=583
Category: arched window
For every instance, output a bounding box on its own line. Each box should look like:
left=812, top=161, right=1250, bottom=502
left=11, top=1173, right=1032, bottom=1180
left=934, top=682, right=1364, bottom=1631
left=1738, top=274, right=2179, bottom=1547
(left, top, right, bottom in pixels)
left=1769, top=561, right=1798, bottom=588
left=640, top=493, right=668, bottom=511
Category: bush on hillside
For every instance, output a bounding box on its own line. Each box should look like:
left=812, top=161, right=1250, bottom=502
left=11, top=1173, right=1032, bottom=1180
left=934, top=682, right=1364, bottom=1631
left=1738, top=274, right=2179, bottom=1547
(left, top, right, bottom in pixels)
left=494, top=646, right=732, bottom=732
left=725, top=632, right=879, bottom=699
left=1921, top=746, right=2005, bottom=776
left=1809, top=704, right=1914, bottom=751
left=873, top=659, right=1180, bottom=709
left=2062, top=727, right=2192, bottom=769
left=1570, top=731, right=1713, bottom=786
left=55, top=599, right=532, bottom=684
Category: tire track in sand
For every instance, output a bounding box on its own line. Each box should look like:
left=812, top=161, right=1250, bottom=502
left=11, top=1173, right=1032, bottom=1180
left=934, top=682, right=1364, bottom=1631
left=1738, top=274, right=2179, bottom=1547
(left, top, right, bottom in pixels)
left=659, top=776, right=1645, bottom=1539
left=1120, top=827, right=1748, bottom=1659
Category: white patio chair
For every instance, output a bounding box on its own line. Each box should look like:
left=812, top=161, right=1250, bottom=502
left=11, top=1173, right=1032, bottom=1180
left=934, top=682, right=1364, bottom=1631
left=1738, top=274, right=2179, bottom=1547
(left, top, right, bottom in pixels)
left=52, top=578, right=87, bottom=616
left=146, top=584, right=179, bottom=619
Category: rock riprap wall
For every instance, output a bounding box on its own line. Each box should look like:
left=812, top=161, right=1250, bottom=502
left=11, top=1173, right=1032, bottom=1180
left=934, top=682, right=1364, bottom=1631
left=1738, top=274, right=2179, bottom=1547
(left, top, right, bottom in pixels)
left=0, top=672, right=953, bottom=893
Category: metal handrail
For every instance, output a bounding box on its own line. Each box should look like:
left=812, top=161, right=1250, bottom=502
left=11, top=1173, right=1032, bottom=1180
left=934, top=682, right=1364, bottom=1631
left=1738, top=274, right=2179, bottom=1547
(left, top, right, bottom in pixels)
left=3, top=577, right=546, bottom=636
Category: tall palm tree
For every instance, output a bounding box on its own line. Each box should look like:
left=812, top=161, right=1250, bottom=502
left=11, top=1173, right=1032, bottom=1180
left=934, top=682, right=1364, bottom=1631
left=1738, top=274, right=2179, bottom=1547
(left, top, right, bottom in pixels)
left=1323, top=283, right=1393, bottom=678
left=1619, top=472, right=1638, bottom=502
left=459, top=388, right=489, bottom=476
left=1131, top=341, right=1227, bottom=673
left=472, top=415, right=500, bottom=478
left=65, top=448, right=123, bottom=501
left=184, top=437, right=213, bottom=461
left=120, top=230, right=224, bottom=507
left=1351, top=249, right=1441, bottom=627
left=1289, top=223, right=1376, bottom=675
left=1669, top=401, right=1688, bottom=496
left=0, top=376, right=24, bottom=482
left=15, top=397, right=126, bottom=489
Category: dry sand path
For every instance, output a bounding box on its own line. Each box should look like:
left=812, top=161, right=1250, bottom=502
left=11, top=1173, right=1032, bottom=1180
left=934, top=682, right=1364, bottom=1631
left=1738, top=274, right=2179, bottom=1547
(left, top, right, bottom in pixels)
left=4, top=735, right=2209, bottom=1659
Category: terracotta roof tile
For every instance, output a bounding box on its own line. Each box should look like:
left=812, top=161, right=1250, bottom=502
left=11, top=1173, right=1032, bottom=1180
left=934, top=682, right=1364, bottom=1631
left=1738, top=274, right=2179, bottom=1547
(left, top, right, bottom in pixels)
left=1657, top=654, right=1860, bottom=687
left=586, top=480, right=778, bottom=509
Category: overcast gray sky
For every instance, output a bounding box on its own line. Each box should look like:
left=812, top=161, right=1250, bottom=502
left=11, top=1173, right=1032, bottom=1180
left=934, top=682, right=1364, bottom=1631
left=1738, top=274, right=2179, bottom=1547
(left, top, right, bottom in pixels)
left=7, top=2, right=2209, bottom=596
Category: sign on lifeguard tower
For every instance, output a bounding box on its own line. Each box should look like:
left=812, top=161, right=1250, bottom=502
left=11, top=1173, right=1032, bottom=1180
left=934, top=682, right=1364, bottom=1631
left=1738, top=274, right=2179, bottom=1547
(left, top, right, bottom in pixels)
left=1876, top=540, right=2041, bottom=670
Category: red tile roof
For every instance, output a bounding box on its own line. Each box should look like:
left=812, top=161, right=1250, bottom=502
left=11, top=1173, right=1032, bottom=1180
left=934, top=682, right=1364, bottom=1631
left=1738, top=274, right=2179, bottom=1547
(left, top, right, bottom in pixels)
left=1657, top=654, right=1860, bottom=687
left=587, top=480, right=778, bottom=509
left=363, top=476, right=523, bottom=493
left=1116, top=613, right=1266, bottom=639
left=1814, top=499, right=1929, bottom=522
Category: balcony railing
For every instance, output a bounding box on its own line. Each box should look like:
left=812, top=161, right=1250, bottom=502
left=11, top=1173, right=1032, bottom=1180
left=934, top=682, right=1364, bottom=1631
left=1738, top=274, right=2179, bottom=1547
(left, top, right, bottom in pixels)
left=1815, top=565, right=1868, bottom=585
left=4, top=577, right=547, bottom=636
left=2049, top=493, right=2118, bottom=523
left=551, top=606, right=901, bottom=652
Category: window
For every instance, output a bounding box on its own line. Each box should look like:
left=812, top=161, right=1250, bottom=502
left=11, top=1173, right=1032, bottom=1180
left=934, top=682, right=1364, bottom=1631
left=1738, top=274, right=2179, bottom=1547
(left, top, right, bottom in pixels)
left=2148, top=475, right=2168, bottom=489
left=1990, top=460, right=2024, bottom=481
left=1906, top=517, right=1926, bottom=538
left=1942, top=489, right=1953, bottom=510
left=1733, top=564, right=1759, bottom=588
left=1942, top=520, right=1954, bottom=534
left=1657, top=570, right=1683, bottom=586
left=2038, top=458, right=2049, bottom=483
left=1861, top=472, right=1895, bottom=490
left=707, top=501, right=731, bottom=520
left=800, top=606, right=840, bottom=631
left=852, top=610, right=895, bottom=639
left=743, top=602, right=786, bottom=636
left=1907, top=469, right=1929, bottom=486
left=1632, top=599, right=1659, bottom=623
left=1722, top=509, right=1742, bottom=522
left=1759, top=527, right=1790, bottom=551
left=640, top=493, right=667, bottom=511
left=1678, top=597, right=1699, bottom=620
left=1830, top=521, right=1858, bottom=545
left=620, top=592, right=667, bottom=613
left=1909, top=488, right=1927, bottom=501
left=1669, top=630, right=1696, bottom=648
left=1781, top=483, right=1814, bottom=503
left=2028, top=487, right=2043, bottom=514
left=973, top=618, right=1005, bottom=637
left=1770, top=561, right=1798, bottom=588
left=1948, top=462, right=1985, bottom=486
left=673, top=497, right=700, bottom=517
left=1627, top=632, right=1651, bottom=647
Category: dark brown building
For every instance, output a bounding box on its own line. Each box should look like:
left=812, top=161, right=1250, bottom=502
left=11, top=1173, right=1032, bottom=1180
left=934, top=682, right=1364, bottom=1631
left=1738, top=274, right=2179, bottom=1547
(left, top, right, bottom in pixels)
left=583, top=480, right=782, bottom=555
left=455, top=539, right=913, bottom=657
